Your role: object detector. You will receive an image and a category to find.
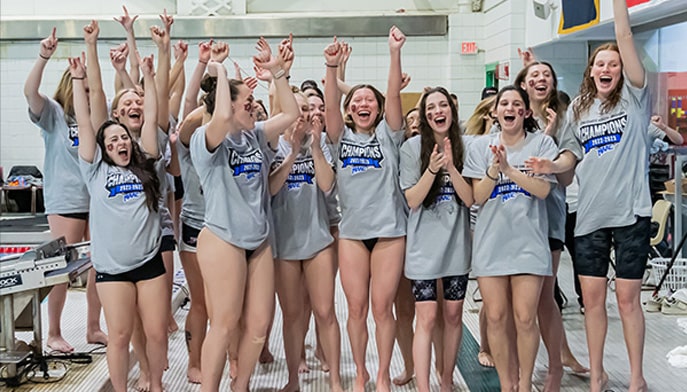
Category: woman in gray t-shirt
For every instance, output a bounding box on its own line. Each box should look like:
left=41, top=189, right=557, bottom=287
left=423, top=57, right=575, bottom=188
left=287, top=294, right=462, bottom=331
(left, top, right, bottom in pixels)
left=269, top=92, right=343, bottom=392
left=23, top=27, right=107, bottom=354
left=323, top=27, right=408, bottom=391
left=189, top=43, right=300, bottom=391
left=71, top=54, right=168, bottom=392
left=463, top=86, right=557, bottom=392
left=526, top=2, right=652, bottom=390
left=399, top=87, right=473, bottom=392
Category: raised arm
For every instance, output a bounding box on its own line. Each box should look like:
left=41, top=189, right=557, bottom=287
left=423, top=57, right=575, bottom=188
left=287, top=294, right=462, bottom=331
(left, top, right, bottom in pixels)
left=203, top=61, right=233, bottom=150
left=113, top=5, right=140, bottom=91
left=385, top=26, right=406, bottom=131
left=169, top=40, right=188, bottom=121
left=24, top=27, right=58, bottom=116
left=269, top=126, right=302, bottom=196
left=323, top=38, right=344, bottom=141
left=517, top=47, right=537, bottom=67
left=310, top=118, right=335, bottom=193
left=652, top=115, right=683, bottom=145
left=614, top=0, right=644, bottom=87
left=256, top=36, right=299, bottom=146
left=181, top=40, right=211, bottom=119
left=153, top=10, right=172, bottom=132
left=178, top=106, right=205, bottom=146
left=70, top=57, right=96, bottom=163
left=139, top=53, right=159, bottom=158
left=110, top=43, right=136, bottom=90
left=83, top=20, right=108, bottom=130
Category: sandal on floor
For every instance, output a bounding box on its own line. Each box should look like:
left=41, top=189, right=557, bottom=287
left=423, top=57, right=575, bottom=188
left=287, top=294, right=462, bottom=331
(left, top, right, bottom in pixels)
left=662, top=298, right=687, bottom=315
left=644, top=295, right=665, bottom=312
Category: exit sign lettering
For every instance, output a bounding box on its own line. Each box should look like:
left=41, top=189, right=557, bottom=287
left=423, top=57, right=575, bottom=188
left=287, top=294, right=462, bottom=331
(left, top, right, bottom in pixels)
left=461, top=41, right=477, bottom=54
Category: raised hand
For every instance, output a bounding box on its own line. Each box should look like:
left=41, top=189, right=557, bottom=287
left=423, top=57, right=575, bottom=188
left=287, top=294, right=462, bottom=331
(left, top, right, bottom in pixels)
left=255, top=37, right=272, bottom=58
left=211, top=41, right=229, bottom=63
left=150, top=25, right=167, bottom=47
left=340, top=41, right=352, bottom=66
left=543, top=108, right=557, bottom=136
left=110, top=44, right=128, bottom=72
left=517, top=47, right=536, bottom=66
left=173, top=40, right=188, bottom=61
left=253, top=65, right=272, bottom=82
left=278, top=33, right=295, bottom=72
left=400, top=72, right=411, bottom=91
left=138, top=52, right=155, bottom=77
left=388, top=25, right=406, bottom=51
left=114, top=5, right=139, bottom=33
left=68, top=56, right=86, bottom=79
left=429, top=144, right=445, bottom=174
left=287, top=124, right=306, bottom=151
left=233, top=61, right=242, bottom=79
left=159, top=8, right=174, bottom=34
left=40, top=27, right=58, bottom=59
left=524, top=156, right=554, bottom=174
left=198, top=40, right=213, bottom=64
left=243, top=76, right=258, bottom=91
left=253, top=38, right=284, bottom=74
left=83, top=20, right=99, bottom=45
left=323, top=37, right=342, bottom=66
left=206, top=60, right=226, bottom=78
left=651, top=115, right=665, bottom=128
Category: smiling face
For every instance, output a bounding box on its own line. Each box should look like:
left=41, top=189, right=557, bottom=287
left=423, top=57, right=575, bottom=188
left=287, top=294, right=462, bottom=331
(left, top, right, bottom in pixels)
left=294, top=93, right=311, bottom=134
left=231, top=84, right=256, bottom=131
left=590, top=49, right=622, bottom=100
left=346, top=87, right=380, bottom=132
left=521, top=63, right=554, bottom=104
left=424, top=91, right=453, bottom=136
left=103, top=123, right=133, bottom=167
left=308, top=95, right=325, bottom=125
left=404, top=109, right=420, bottom=139
left=253, top=101, right=268, bottom=121
left=112, top=90, right=144, bottom=135
left=496, top=89, right=530, bottom=134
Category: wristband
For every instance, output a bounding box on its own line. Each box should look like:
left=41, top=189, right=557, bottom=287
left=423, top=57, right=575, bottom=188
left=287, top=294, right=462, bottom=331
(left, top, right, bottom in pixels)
left=273, top=68, right=286, bottom=80
left=485, top=168, right=499, bottom=181
left=199, top=60, right=208, bottom=65
left=428, top=167, right=439, bottom=175
left=325, top=63, right=339, bottom=68
left=39, top=54, right=51, bottom=61
left=72, top=77, right=85, bottom=81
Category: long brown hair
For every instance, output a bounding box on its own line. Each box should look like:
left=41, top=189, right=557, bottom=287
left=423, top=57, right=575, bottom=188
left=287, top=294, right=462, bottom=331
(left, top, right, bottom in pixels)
left=200, top=76, right=244, bottom=115
left=464, top=96, right=496, bottom=136
left=96, top=121, right=161, bottom=212
left=514, top=61, right=563, bottom=133
left=53, top=68, right=75, bottom=120
left=418, top=87, right=465, bottom=208
left=342, top=84, right=385, bottom=131
left=573, top=43, right=624, bottom=121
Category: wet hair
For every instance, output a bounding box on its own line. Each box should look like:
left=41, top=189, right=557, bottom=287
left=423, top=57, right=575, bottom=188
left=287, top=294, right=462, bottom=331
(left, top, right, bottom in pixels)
left=200, top=75, right=244, bottom=115
left=96, top=120, right=161, bottom=212
left=53, top=68, right=75, bottom=120
left=418, top=87, right=466, bottom=208
left=464, top=95, right=496, bottom=136
left=342, top=84, right=385, bottom=131
left=514, top=61, right=563, bottom=133
left=494, top=85, right=539, bottom=133
left=573, top=42, right=624, bottom=121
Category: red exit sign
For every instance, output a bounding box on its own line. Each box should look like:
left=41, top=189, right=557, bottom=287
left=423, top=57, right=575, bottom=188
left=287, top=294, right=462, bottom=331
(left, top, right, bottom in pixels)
left=461, top=41, right=478, bottom=54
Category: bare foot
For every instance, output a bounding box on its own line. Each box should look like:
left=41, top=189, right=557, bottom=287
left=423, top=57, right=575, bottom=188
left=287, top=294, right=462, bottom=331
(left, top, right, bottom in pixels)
left=278, top=381, right=300, bottom=392
left=47, top=335, right=74, bottom=353
left=86, top=329, right=108, bottom=346
left=230, top=358, right=238, bottom=380
left=562, top=356, right=589, bottom=376
left=543, top=366, right=563, bottom=392
left=136, top=373, right=151, bottom=392
left=353, top=370, right=370, bottom=392
left=259, top=346, right=274, bottom=364
left=629, top=379, right=648, bottom=392
left=168, top=317, right=179, bottom=334
left=298, top=358, right=310, bottom=374
left=330, top=381, right=345, bottom=392
left=477, top=351, right=494, bottom=368
left=187, top=366, right=201, bottom=384
left=590, top=371, right=609, bottom=392
left=314, top=347, right=329, bottom=372
left=376, top=375, right=391, bottom=392
left=392, top=370, right=414, bottom=386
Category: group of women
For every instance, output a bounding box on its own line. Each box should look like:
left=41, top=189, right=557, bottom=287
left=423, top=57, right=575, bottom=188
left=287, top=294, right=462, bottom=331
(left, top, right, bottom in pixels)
left=23, top=0, right=652, bottom=391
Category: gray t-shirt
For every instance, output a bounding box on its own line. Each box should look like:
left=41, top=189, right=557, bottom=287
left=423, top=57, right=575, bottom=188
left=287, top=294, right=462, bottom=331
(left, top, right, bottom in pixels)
left=29, top=98, right=89, bottom=214
left=648, top=123, right=666, bottom=141
left=463, top=132, right=557, bottom=277
left=271, top=135, right=334, bottom=260
left=559, top=78, right=651, bottom=236
left=535, top=116, right=567, bottom=242
left=323, top=132, right=341, bottom=226
left=335, top=120, right=408, bottom=239
left=177, top=141, right=205, bottom=230
left=79, top=148, right=161, bottom=274
left=400, top=136, right=472, bottom=280
left=190, top=122, right=275, bottom=250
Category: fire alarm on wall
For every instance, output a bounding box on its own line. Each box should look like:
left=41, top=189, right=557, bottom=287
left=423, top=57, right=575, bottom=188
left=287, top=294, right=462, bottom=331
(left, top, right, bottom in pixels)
left=533, top=0, right=555, bottom=20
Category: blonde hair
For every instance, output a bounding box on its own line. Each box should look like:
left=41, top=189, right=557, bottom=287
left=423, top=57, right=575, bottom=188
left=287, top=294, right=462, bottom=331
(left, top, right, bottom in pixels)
left=464, top=96, right=496, bottom=135
left=53, top=68, right=75, bottom=119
